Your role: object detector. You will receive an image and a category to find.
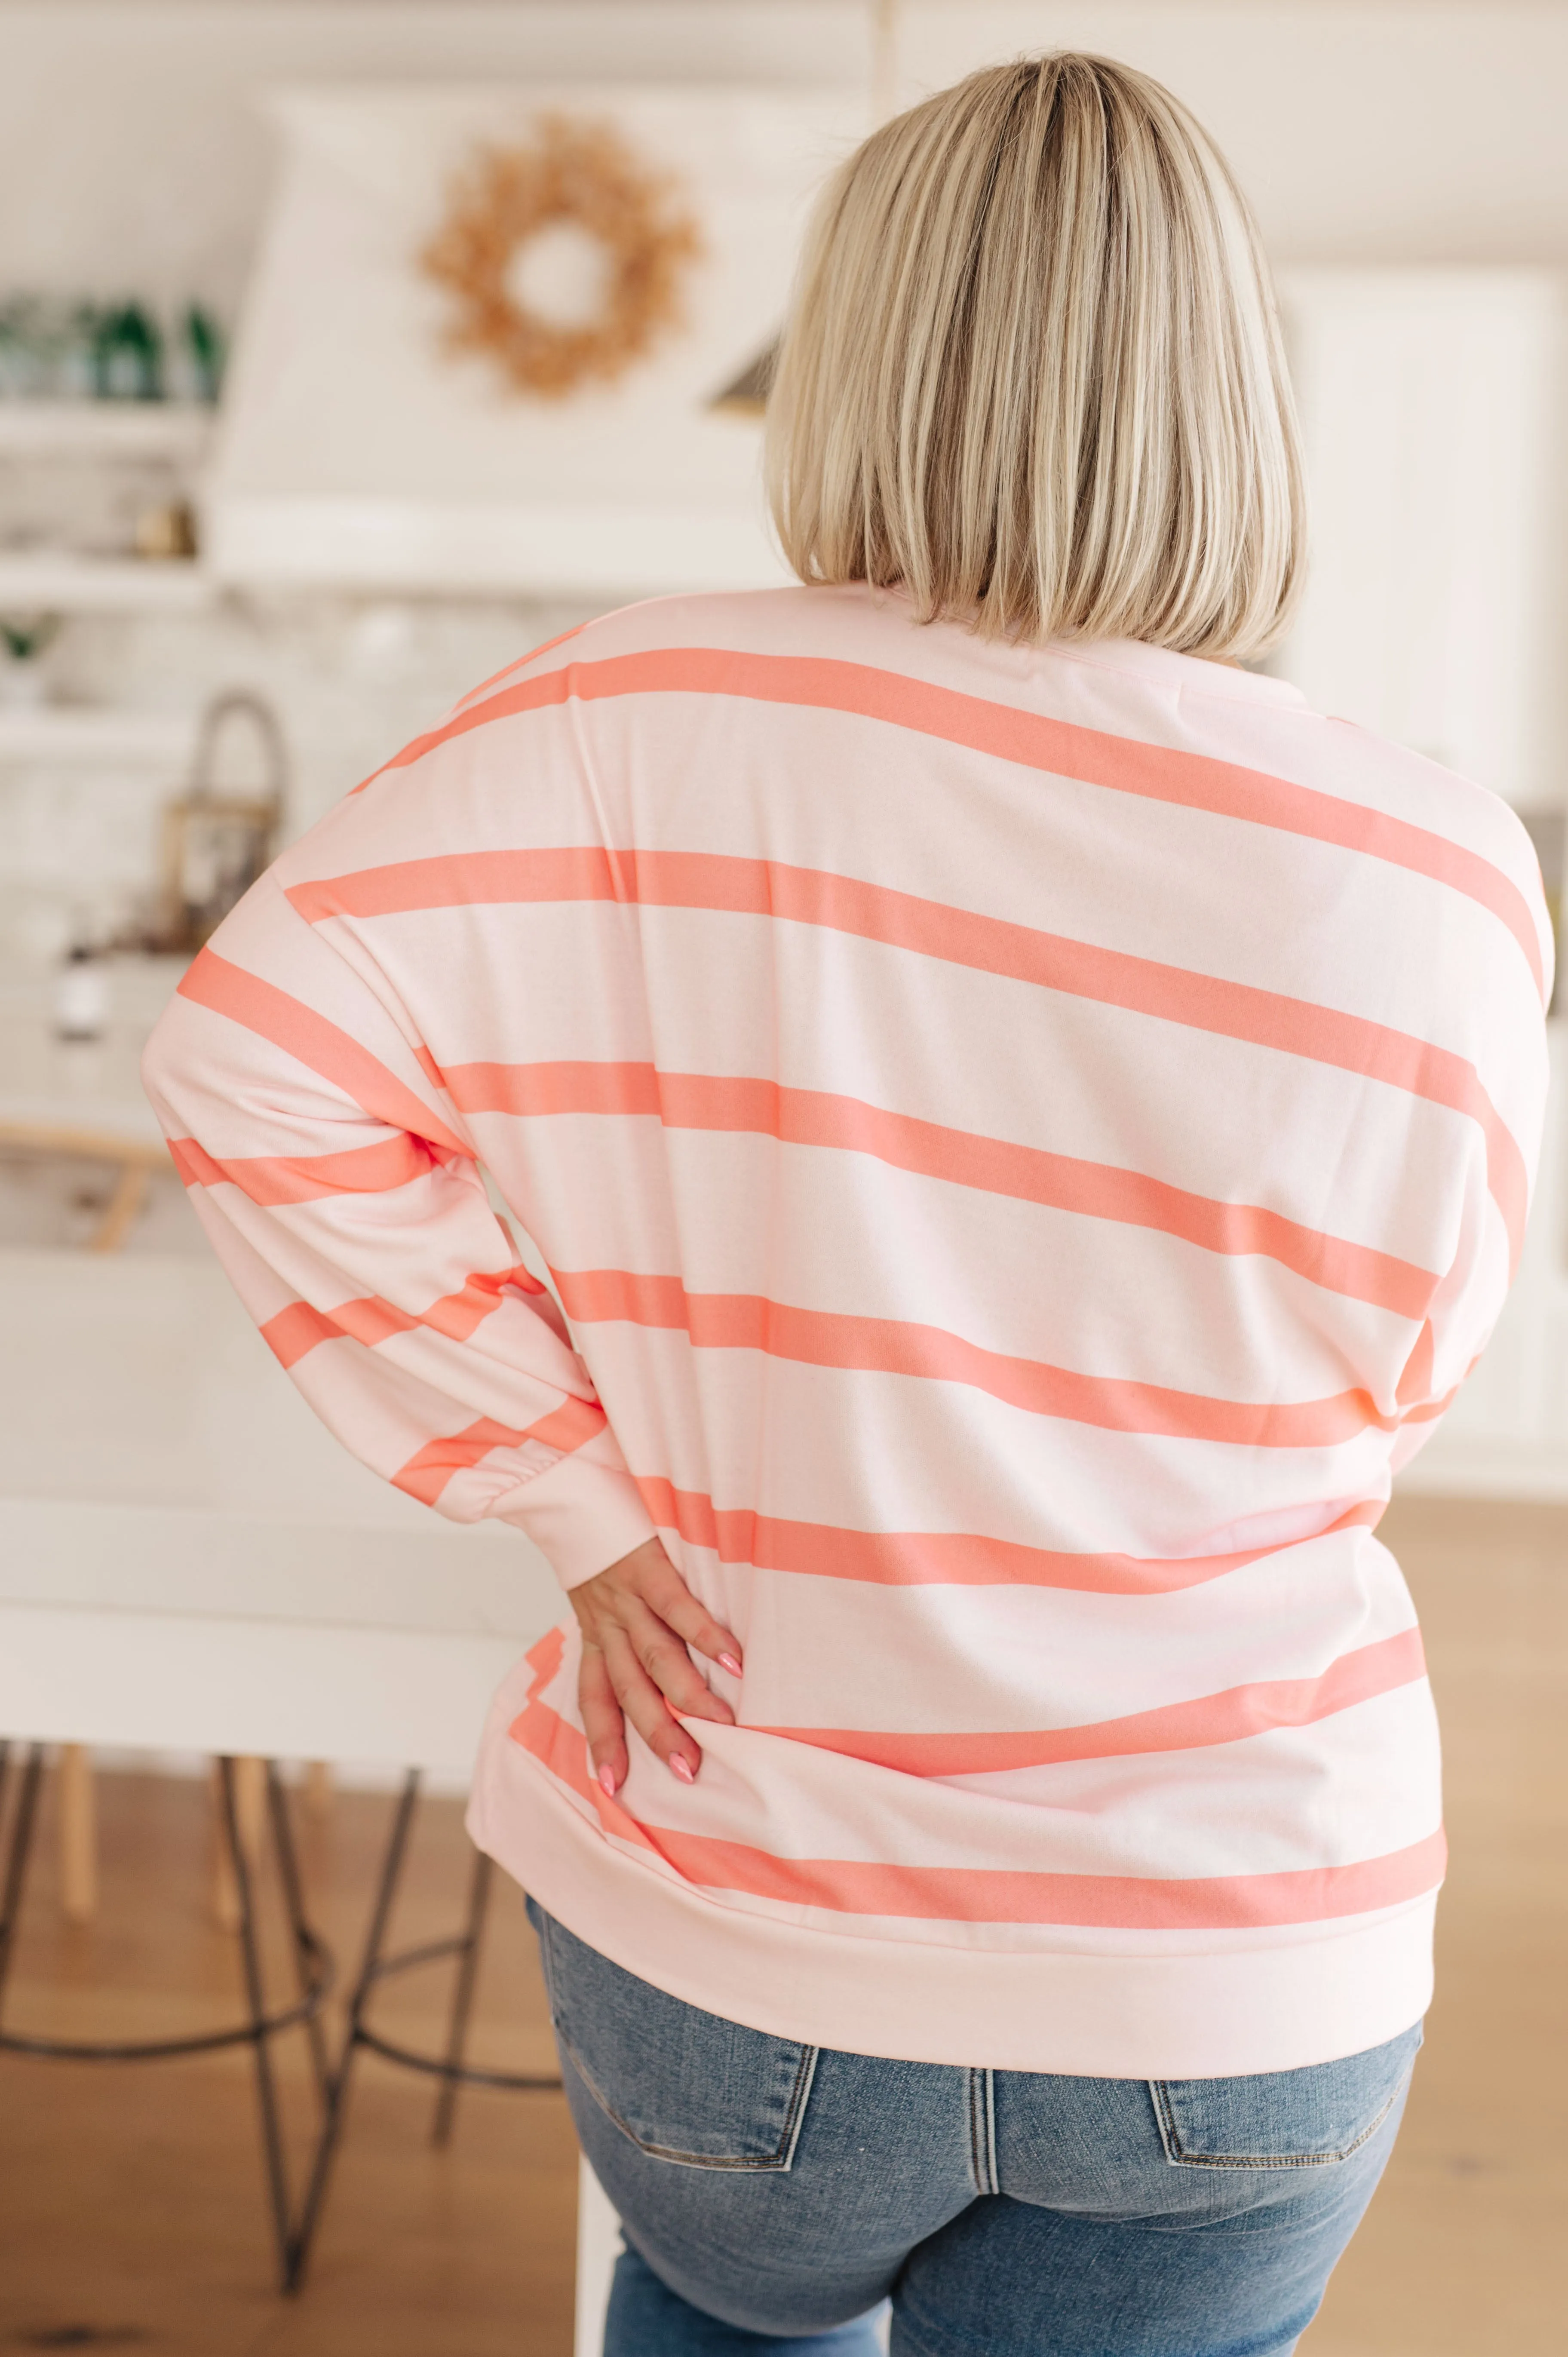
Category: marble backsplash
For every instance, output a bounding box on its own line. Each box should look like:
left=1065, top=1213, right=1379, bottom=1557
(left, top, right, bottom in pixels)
left=0, top=590, right=598, bottom=960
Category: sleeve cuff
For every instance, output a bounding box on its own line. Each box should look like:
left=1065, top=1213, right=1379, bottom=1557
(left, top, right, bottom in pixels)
left=496, top=1449, right=658, bottom=1590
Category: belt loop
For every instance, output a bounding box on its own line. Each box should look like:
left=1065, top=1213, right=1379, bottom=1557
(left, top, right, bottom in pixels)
left=968, top=2067, right=999, bottom=2194
left=982, top=2066, right=998, bottom=2194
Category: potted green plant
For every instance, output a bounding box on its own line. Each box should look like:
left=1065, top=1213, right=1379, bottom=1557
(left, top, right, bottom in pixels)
left=0, top=614, right=61, bottom=707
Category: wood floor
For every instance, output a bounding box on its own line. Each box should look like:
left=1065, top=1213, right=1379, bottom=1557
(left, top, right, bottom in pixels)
left=0, top=1773, right=578, bottom=2356
left=0, top=1495, right=1563, bottom=2356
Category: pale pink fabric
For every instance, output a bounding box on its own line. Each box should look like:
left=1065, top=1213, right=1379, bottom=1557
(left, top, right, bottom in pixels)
left=142, top=585, right=1550, bottom=2074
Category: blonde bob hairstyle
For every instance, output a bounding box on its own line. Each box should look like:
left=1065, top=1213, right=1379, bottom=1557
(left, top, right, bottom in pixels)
left=767, top=53, right=1304, bottom=660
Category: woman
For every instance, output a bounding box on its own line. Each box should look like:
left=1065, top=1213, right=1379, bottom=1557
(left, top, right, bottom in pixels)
left=144, top=53, right=1549, bottom=2357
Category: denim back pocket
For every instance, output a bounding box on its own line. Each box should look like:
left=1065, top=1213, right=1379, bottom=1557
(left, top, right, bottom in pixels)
left=1152, top=2022, right=1423, bottom=2171
left=534, top=1906, right=818, bottom=2171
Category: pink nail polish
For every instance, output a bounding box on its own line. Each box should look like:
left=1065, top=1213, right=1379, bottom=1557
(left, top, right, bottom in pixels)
left=717, top=1653, right=743, bottom=1677
left=670, top=1754, right=696, bottom=1783
left=597, top=1764, right=617, bottom=1798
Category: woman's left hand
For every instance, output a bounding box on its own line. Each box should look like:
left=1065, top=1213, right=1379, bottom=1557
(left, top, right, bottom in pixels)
left=570, top=1537, right=743, bottom=1795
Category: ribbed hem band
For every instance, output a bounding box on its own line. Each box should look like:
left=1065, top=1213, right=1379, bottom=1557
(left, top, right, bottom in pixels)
left=468, top=1722, right=1435, bottom=2081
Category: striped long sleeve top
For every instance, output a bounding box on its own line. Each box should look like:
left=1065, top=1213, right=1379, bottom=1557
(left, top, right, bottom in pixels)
left=141, top=584, right=1551, bottom=2077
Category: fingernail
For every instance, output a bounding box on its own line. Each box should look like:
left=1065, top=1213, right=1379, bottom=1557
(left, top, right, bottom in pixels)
left=717, top=1653, right=743, bottom=1677
left=597, top=1764, right=617, bottom=1798
left=670, top=1754, right=696, bottom=1783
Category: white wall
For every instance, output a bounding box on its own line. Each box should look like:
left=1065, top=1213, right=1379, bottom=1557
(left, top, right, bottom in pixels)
left=0, top=594, right=593, bottom=951
left=911, top=3, right=1568, bottom=266
left=5, top=0, right=1567, bottom=933
left=0, top=3, right=865, bottom=316
left=5, top=1, right=1568, bottom=321
left=1277, top=268, right=1568, bottom=809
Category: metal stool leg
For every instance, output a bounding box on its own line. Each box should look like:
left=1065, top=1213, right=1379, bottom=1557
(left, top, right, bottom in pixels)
left=217, top=1755, right=295, bottom=2294
left=266, top=1763, right=331, bottom=2108
left=431, top=1847, right=493, bottom=2148
left=288, top=1766, right=423, bottom=2291
left=0, top=1744, right=45, bottom=2009
left=0, top=1744, right=333, bottom=2298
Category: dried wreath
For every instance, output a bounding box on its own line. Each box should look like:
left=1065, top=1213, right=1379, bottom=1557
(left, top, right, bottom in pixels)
left=421, top=114, right=703, bottom=399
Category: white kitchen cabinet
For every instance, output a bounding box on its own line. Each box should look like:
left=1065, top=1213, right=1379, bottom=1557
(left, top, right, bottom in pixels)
left=1275, top=268, right=1568, bottom=1496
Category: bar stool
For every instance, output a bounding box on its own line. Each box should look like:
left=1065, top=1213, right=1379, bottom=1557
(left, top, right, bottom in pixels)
left=0, top=1742, right=334, bottom=2287
left=288, top=1769, right=563, bottom=2289
left=0, top=1243, right=578, bottom=2301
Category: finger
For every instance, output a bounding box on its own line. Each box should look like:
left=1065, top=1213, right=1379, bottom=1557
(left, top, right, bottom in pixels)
left=632, top=1554, right=744, bottom=1676
left=601, top=1626, right=703, bottom=1780
left=617, top=1596, right=736, bottom=1726
left=575, top=1574, right=730, bottom=1728
left=578, top=1643, right=628, bottom=1798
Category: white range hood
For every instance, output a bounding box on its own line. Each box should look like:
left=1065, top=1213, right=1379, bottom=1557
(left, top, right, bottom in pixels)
left=204, top=85, right=861, bottom=598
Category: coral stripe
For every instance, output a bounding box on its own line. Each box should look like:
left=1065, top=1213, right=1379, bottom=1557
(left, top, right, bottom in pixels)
left=354, top=624, right=589, bottom=783
left=633, top=1473, right=1384, bottom=1593
left=259, top=1264, right=553, bottom=1371
left=752, top=1628, right=1428, bottom=1775
left=1399, top=1383, right=1462, bottom=1427
left=166, top=1130, right=434, bottom=1205
left=527, top=1623, right=569, bottom=1687
left=286, top=848, right=609, bottom=922
left=283, top=849, right=1525, bottom=1262
left=509, top=1686, right=1446, bottom=1928
left=448, top=624, right=590, bottom=715
left=349, top=646, right=1546, bottom=997
left=525, top=1396, right=611, bottom=1454
left=393, top=1415, right=526, bottom=1506
left=629, top=1819, right=1448, bottom=1928
left=258, top=1300, right=342, bottom=1371
left=441, top=1059, right=1436, bottom=1320
left=554, top=1268, right=1392, bottom=1448
left=328, top=1294, right=420, bottom=1349
left=419, top=1262, right=547, bottom=1340
left=391, top=1399, right=605, bottom=1507
left=177, top=950, right=472, bottom=1160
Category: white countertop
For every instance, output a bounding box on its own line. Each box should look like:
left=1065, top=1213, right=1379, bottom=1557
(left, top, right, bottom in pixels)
left=0, top=963, right=565, bottom=1765
left=0, top=958, right=544, bottom=1610
left=0, top=1244, right=562, bottom=1765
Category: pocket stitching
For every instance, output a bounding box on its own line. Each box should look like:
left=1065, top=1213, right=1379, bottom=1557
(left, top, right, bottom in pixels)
left=560, top=2025, right=819, bottom=2171
left=539, top=1915, right=820, bottom=2172
left=1150, top=2078, right=1401, bottom=2171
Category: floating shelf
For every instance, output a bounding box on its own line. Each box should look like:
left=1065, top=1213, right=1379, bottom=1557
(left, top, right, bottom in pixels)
left=0, top=554, right=216, bottom=613
left=0, top=706, right=196, bottom=764
left=0, top=402, right=216, bottom=460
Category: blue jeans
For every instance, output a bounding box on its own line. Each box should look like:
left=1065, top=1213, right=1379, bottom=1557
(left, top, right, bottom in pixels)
left=529, top=1903, right=1419, bottom=2357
